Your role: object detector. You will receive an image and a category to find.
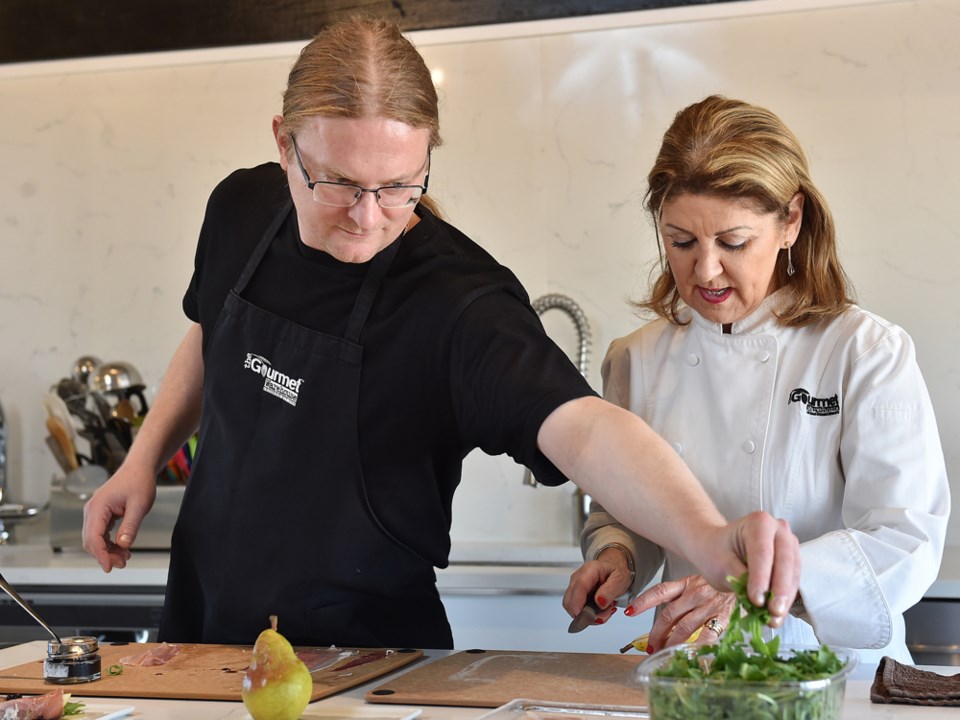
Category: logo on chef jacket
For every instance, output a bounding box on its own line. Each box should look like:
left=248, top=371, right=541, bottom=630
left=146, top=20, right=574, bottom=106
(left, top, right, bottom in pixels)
left=788, top=388, right=839, bottom=416
left=243, top=353, right=305, bottom=407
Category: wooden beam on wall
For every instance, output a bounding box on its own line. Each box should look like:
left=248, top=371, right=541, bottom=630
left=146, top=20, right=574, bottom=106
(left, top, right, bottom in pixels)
left=1, top=0, right=738, bottom=65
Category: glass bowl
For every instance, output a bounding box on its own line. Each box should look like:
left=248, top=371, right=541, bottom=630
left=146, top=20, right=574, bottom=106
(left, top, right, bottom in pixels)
left=635, top=643, right=858, bottom=720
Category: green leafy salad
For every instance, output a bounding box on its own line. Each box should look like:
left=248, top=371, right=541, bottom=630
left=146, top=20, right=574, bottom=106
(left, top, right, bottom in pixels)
left=646, top=573, right=848, bottom=720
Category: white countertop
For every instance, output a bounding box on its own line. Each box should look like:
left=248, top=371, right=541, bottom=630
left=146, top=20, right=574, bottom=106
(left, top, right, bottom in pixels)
left=0, top=641, right=957, bottom=719
left=0, top=543, right=583, bottom=594
left=1, top=539, right=959, bottom=599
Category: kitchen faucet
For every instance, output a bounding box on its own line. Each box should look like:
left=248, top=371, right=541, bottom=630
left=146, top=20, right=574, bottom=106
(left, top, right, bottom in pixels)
left=524, top=294, right=593, bottom=544
left=0, top=400, right=43, bottom=544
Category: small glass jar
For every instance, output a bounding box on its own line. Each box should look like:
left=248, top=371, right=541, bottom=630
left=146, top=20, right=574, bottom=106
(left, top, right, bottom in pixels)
left=44, top=636, right=102, bottom=684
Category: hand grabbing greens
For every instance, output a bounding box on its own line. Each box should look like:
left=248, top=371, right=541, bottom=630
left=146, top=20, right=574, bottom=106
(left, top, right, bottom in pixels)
left=644, top=572, right=850, bottom=719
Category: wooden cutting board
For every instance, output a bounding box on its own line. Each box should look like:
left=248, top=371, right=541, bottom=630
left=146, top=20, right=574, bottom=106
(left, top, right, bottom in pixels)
left=0, top=643, right=422, bottom=701
left=365, top=649, right=648, bottom=708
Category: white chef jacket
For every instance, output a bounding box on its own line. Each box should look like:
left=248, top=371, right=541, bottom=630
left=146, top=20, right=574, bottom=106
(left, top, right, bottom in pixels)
left=583, top=290, right=950, bottom=664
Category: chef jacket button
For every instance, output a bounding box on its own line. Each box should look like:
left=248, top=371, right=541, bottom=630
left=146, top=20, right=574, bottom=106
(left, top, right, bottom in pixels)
left=686, top=353, right=700, bottom=366
left=757, top=350, right=771, bottom=363
left=671, top=442, right=683, bottom=455
left=742, top=440, right=756, bottom=454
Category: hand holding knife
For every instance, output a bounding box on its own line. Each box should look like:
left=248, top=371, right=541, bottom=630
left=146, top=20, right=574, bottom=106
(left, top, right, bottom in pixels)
left=567, top=596, right=603, bottom=633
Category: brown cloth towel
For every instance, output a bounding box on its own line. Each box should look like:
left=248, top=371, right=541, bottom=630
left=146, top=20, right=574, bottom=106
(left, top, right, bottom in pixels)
left=871, top=656, right=960, bottom=706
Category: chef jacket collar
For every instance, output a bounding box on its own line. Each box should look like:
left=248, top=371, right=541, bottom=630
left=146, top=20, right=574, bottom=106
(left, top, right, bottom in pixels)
left=689, top=288, right=794, bottom=336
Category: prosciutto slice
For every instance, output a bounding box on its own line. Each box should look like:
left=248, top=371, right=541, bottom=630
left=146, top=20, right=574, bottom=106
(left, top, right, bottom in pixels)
left=295, top=647, right=356, bottom=673
left=119, top=641, right=182, bottom=667
left=0, top=689, right=64, bottom=720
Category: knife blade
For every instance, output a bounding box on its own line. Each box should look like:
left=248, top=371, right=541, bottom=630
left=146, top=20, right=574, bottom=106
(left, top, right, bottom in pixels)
left=567, top=597, right=602, bottom=633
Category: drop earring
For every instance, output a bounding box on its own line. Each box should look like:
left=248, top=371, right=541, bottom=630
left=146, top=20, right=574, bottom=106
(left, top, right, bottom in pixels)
left=786, top=245, right=796, bottom=277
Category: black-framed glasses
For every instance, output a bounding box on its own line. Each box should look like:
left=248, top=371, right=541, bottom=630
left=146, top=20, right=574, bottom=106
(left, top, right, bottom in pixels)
left=290, top=135, right=430, bottom=209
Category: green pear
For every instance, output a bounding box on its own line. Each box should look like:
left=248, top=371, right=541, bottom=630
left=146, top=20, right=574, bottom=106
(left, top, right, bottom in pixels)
left=242, top=615, right=313, bottom=720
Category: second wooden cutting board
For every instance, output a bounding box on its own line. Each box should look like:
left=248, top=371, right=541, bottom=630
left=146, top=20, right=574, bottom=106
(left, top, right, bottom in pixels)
left=365, top=649, right=649, bottom=708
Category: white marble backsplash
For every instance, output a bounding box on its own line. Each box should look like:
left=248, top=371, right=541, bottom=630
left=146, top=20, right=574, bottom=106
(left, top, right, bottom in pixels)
left=0, top=0, right=957, bottom=546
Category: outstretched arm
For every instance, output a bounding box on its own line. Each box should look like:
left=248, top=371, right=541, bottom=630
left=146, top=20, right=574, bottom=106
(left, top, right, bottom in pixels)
left=82, top=323, right=205, bottom=571
left=540, top=395, right=798, bottom=623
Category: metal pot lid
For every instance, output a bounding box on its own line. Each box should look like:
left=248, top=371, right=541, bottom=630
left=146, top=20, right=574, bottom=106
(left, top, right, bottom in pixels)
left=71, top=355, right=102, bottom=385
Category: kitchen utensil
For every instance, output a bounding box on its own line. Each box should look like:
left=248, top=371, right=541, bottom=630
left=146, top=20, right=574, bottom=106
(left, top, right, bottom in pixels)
left=101, top=429, right=127, bottom=471
left=0, top=570, right=61, bottom=642
left=45, top=436, right=73, bottom=474
left=106, top=417, right=132, bottom=451
left=568, top=597, right=601, bottom=633
left=55, top=377, right=89, bottom=416
left=78, top=426, right=114, bottom=469
left=72, top=403, right=106, bottom=433
left=72, top=355, right=102, bottom=385
left=111, top=398, right=137, bottom=423
left=90, top=361, right=144, bottom=395
left=90, top=391, right=115, bottom=425
left=45, top=416, right=78, bottom=471
left=122, top=386, right=150, bottom=416
left=42, top=391, right=78, bottom=445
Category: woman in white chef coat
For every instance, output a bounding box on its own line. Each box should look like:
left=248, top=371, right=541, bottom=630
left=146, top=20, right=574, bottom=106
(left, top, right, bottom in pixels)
left=563, top=95, right=950, bottom=663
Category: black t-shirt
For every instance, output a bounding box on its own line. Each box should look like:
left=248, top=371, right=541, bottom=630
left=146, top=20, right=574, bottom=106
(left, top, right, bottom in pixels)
left=183, top=163, right=596, bottom=566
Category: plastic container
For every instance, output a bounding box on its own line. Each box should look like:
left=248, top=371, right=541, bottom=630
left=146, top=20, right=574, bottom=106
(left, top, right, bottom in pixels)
left=635, top=644, right=858, bottom=720
left=475, top=699, right=649, bottom=720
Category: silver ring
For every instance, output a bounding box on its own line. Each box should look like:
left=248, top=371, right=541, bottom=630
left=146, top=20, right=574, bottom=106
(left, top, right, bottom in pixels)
left=705, top=617, right=724, bottom=635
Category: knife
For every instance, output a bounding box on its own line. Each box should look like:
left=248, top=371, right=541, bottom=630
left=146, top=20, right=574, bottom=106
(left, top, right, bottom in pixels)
left=567, top=597, right=602, bottom=633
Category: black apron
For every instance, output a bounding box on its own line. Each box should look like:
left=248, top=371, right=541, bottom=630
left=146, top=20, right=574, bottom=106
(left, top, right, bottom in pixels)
left=159, top=201, right=452, bottom=649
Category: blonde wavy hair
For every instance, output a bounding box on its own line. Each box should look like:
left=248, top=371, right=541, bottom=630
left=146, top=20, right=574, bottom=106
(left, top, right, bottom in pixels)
left=640, top=95, right=853, bottom=326
left=276, top=16, right=444, bottom=218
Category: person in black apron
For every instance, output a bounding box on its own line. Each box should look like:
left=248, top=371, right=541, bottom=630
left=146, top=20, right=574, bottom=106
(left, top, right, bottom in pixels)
left=159, top=200, right=451, bottom=647
left=82, top=16, right=801, bottom=647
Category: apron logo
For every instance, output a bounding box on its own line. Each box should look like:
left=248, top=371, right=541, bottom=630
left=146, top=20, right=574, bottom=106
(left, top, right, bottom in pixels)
left=788, top=388, right=840, bottom=416
left=243, top=353, right=305, bottom=407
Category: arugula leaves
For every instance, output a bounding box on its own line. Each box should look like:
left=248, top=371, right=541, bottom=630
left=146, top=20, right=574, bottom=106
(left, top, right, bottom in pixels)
left=647, top=573, right=847, bottom=719
left=63, top=700, right=86, bottom=715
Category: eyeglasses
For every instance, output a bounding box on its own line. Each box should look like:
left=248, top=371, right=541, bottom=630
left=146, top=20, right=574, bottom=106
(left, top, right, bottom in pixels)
left=290, top=135, right=430, bottom=209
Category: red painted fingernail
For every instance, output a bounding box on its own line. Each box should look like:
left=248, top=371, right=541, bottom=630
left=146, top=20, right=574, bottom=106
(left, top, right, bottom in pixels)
left=646, top=644, right=655, bottom=654
left=595, top=617, right=606, bottom=625
left=596, top=596, right=607, bottom=608
left=624, top=606, right=636, bottom=617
